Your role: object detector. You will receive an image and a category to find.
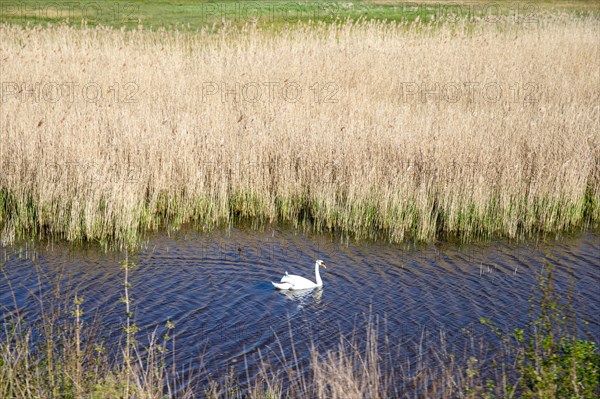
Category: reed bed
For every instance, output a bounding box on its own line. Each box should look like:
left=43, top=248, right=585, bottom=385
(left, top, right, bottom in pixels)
left=0, top=16, right=599, bottom=247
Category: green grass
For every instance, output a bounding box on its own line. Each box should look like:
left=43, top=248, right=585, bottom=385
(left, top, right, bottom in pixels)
left=0, top=0, right=434, bottom=30
left=2, top=0, right=598, bottom=31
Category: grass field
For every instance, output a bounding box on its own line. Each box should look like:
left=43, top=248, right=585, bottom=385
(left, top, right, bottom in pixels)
left=1, top=12, right=599, bottom=248
left=1, top=0, right=598, bottom=30
left=0, top=0, right=448, bottom=29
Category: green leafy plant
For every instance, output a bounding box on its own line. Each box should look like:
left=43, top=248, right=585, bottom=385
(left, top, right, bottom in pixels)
left=482, top=261, right=599, bottom=398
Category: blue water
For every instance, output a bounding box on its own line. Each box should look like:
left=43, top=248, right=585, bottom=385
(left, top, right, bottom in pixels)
left=1, top=227, right=599, bottom=390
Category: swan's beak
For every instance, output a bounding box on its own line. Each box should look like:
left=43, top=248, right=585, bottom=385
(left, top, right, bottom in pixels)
left=321, top=263, right=327, bottom=268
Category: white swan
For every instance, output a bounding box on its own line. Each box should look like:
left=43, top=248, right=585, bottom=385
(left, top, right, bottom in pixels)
left=272, top=260, right=327, bottom=290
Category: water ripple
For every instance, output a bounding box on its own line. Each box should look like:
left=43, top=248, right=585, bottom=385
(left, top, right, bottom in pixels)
left=1, top=228, right=599, bottom=386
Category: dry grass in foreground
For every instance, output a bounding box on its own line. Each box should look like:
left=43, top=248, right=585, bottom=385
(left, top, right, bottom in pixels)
left=0, top=16, right=599, bottom=248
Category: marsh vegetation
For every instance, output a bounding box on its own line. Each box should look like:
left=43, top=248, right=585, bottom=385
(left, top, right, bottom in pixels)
left=1, top=15, right=599, bottom=248
left=0, top=3, right=598, bottom=398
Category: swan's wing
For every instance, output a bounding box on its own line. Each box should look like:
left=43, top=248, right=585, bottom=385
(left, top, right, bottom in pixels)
left=280, top=274, right=316, bottom=289
left=272, top=281, right=293, bottom=290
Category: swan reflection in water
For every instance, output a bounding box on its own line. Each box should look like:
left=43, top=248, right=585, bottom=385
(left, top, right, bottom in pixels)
left=278, top=287, right=323, bottom=304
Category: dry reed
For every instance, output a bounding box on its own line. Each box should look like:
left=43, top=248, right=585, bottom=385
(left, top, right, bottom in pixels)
left=0, top=16, right=598, bottom=247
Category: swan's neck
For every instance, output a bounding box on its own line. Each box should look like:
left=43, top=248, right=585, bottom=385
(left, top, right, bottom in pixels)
left=315, top=262, right=323, bottom=286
